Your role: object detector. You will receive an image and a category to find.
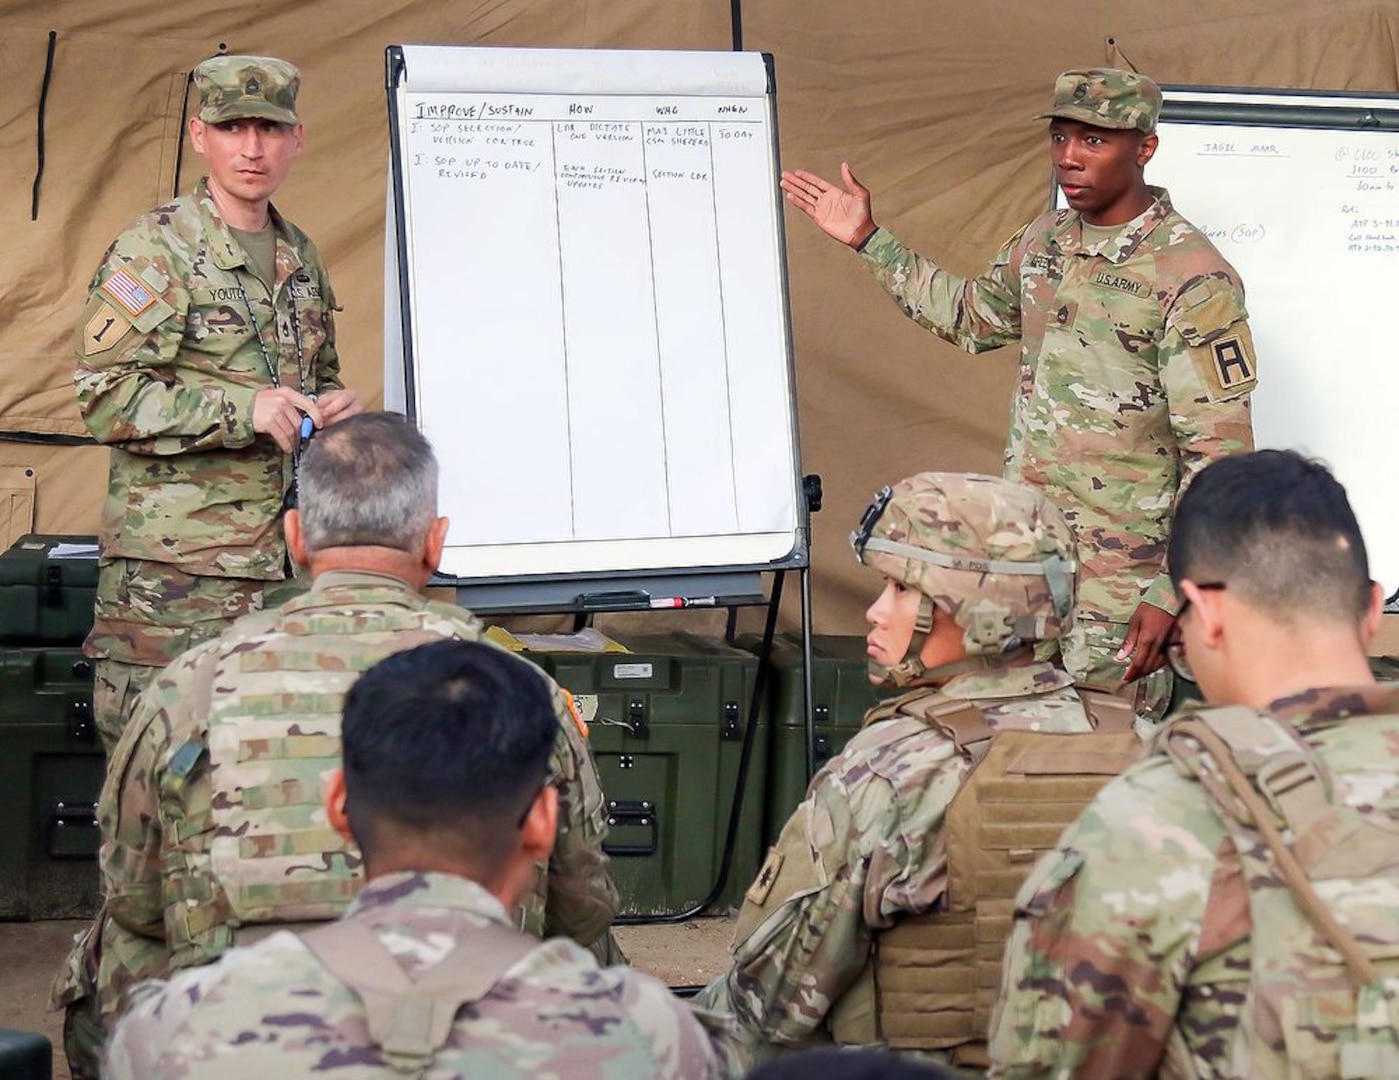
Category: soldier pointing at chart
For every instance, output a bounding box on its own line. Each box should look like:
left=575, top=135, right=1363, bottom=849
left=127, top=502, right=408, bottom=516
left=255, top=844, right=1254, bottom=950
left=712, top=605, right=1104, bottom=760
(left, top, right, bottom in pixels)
left=781, top=68, right=1258, bottom=716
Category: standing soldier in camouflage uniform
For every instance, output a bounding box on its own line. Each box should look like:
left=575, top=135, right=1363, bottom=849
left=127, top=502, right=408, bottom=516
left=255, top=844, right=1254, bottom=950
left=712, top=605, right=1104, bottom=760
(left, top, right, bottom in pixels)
left=106, top=639, right=720, bottom=1080
left=780, top=69, right=1258, bottom=717
left=54, top=414, right=619, bottom=1079
left=696, top=473, right=1143, bottom=1074
left=75, top=55, right=362, bottom=753
left=990, top=450, right=1399, bottom=1079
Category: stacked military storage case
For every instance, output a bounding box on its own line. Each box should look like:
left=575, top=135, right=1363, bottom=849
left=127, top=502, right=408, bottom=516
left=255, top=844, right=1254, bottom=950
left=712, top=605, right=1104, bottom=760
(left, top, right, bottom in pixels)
left=0, top=535, right=102, bottom=919
left=524, top=632, right=768, bottom=917
left=738, top=634, right=885, bottom=848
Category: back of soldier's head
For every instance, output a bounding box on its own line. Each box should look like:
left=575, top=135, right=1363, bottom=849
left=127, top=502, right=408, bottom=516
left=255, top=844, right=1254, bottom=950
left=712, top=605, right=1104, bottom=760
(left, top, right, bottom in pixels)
left=299, top=412, right=437, bottom=553
left=1169, top=450, right=1371, bottom=624
left=341, top=640, right=556, bottom=875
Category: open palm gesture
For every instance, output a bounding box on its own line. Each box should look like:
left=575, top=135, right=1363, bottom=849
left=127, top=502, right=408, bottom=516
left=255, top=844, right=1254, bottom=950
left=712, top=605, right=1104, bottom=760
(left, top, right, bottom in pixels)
left=780, top=162, right=877, bottom=248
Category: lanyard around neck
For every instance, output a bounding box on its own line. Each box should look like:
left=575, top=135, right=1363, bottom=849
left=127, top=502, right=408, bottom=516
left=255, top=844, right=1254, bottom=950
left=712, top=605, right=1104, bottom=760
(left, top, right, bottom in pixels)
left=234, top=273, right=306, bottom=396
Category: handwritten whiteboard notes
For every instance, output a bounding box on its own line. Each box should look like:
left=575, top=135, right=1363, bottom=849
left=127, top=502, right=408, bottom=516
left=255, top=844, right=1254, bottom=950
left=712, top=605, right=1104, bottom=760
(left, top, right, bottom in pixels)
left=393, top=49, right=799, bottom=578
left=1151, top=104, right=1399, bottom=590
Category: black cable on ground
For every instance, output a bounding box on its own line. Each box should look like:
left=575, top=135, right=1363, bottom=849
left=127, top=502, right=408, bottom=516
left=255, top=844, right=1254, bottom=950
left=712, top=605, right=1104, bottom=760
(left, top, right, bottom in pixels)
left=613, top=570, right=784, bottom=926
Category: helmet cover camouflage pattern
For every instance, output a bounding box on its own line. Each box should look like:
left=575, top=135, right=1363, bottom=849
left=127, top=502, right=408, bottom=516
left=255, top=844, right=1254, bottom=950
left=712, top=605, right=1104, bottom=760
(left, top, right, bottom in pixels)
left=852, top=472, right=1077, bottom=658
left=1034, top=68, right=1161, bottom=133
left=193, top=55, right=300, bottom=125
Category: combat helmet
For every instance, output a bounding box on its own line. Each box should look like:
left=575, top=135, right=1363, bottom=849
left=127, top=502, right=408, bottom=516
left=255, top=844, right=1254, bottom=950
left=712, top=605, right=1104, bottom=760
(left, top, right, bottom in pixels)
left=851, top=472, right=1077, bottom=687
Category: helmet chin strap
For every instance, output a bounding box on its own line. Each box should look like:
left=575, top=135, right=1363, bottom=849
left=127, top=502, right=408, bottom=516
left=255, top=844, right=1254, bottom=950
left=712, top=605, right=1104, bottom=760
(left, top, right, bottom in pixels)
left=868, top=595, right=1040, bottom=690
left=869, top=594, right=935, bottom=689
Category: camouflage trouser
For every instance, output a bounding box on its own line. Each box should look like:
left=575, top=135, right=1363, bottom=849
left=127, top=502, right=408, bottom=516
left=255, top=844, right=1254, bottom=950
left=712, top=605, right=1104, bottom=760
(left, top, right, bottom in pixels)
left=62, top=993, right=103, bottom=1080
left=85, top=558, right=307, bottom=752
left=1062, top=617, right=1173, bottom=723
left=91, top=658, right=162, bottom=757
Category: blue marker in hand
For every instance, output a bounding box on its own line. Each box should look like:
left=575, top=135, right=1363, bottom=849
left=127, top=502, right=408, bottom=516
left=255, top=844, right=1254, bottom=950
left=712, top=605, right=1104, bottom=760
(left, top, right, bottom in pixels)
left=299, top=414, right=315, bottom=443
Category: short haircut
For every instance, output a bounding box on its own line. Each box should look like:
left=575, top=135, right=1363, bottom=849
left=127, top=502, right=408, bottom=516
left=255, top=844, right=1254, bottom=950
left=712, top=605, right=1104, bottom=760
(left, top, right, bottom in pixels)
left=341, top=640, right=557, bottom=871
left=299, top=412, right=437, bottom=552
left=1169, top=449, right=1371, bottom=622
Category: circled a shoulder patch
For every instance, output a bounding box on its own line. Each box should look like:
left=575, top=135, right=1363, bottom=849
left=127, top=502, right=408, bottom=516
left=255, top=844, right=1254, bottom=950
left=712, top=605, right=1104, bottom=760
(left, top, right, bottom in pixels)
left=82, top=301, right=132, bottom=356
left=1211, top=335, right=1254, bottom=390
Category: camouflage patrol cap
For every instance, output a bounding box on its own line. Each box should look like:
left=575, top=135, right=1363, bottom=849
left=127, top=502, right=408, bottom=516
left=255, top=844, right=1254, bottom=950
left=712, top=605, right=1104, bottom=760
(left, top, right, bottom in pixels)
left=193, top=55, right=300, bottom=125
left=852, top=472, right=1077, bottom=656
left=1035, top=68, right=1161, bottom=133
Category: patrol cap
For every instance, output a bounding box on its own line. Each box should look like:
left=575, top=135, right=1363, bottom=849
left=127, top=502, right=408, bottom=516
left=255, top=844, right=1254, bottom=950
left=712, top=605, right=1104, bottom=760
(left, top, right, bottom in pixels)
left=193, top=55, right=300, bottom=125
left=1035, top=68, right=1161, bottom=133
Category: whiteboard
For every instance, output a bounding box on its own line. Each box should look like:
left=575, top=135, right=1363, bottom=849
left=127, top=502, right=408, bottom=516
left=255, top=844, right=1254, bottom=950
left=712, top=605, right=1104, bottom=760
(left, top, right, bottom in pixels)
left=1087, top=88, right=1399, bottom=593
left=386, top=46, right=802, bottom=582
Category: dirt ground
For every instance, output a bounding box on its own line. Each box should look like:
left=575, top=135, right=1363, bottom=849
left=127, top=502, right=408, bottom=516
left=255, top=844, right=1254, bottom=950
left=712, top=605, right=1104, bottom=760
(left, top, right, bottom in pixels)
left=0, top=915, right=737, bottom=1080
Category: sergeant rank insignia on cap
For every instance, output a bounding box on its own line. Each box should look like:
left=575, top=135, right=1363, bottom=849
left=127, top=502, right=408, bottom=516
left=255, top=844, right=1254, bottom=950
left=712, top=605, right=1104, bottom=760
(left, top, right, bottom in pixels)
left=99, top=268, right=157, bottom=318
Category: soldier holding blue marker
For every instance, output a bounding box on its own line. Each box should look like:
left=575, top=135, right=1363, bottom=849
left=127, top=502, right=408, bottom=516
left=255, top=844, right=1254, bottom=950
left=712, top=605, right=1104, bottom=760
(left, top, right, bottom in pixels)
left=72, top=55, right=361, bottom=753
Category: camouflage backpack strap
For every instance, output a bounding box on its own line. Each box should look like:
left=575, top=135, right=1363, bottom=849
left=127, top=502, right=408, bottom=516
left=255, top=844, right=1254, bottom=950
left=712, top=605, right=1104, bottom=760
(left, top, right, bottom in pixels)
left=1164, top=712, right=1399, bottom=1078
left=301, top=917, right=537, bottom=1074
left=1165, top=716, right=1376, bottom=988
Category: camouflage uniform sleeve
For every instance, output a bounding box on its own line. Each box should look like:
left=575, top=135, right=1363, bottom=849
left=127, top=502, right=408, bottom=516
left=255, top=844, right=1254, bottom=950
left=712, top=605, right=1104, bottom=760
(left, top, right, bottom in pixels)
left=988, top=759, right=1221, bottom=1078
left=100, top=675, right=178, bottom=942
left=87, top=659, right=201, bottom=1022
left=542, top=686, right=619, bottom=946
left=858, top=225, right=1025, bottom=354
left=102, top=975, right=182, bottom=1079
left=1142, top=273, right=1257, bottom=612
left=103, top=954, right=239, bottom=1079
left=713, top=762, right=890, bottom=1048
left=74, top=228, right=258, bottom=454
left=620, top=970, right=724, bottom=1079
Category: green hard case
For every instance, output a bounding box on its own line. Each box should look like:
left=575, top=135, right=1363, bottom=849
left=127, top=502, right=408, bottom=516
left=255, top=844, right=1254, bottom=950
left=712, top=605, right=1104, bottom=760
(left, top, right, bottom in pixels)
left=0, top=646, right=103, bottom=920
left=525, top=631, right=769, bottom=917
left=738, top=633, right=887, bottom=848
left=0, top=535, right=99, bottom=645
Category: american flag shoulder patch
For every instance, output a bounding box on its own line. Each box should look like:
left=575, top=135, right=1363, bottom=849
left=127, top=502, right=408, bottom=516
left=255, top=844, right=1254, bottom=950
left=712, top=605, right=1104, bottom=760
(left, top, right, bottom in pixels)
left=99, top=268, right=157, bottom=318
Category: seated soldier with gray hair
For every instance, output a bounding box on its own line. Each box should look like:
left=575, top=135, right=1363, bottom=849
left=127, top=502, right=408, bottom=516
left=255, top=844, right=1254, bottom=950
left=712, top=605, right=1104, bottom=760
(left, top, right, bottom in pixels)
left=106, top=639, right=721, bottom=1078
left=53, top=413, right=619, bottom=1079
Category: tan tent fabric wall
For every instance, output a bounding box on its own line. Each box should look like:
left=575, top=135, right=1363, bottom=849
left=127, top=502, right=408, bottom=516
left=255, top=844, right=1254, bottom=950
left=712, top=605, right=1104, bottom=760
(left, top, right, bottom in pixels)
left=0, top=440, right=110, bottom=538
left=3, top=0, right=1395, bottom=634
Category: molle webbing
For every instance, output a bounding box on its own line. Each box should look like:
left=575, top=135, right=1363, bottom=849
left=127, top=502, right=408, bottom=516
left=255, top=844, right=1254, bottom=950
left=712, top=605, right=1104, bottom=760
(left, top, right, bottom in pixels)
left=875, top=727, right=1142, bottom=1055
left=301, top=916, right=536, bottom=1074
left=176, top=619, right=459, bottom=959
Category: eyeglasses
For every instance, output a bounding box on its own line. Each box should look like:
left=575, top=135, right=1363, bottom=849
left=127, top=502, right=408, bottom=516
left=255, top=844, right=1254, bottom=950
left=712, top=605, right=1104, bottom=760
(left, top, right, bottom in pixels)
left=1165, top=582, right=1227, bottom=683
left=515, top=767, right=560, bottom=829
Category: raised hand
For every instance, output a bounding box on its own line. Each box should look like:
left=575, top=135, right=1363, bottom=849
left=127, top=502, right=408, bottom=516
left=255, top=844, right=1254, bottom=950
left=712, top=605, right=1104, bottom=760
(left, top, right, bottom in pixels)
left=779, top=162, right=878, bottom=248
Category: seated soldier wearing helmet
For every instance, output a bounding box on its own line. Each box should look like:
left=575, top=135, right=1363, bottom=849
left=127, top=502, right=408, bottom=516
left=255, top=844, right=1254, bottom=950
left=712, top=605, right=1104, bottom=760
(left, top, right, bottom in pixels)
left=694, top=472, right=1144, bottom=1074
